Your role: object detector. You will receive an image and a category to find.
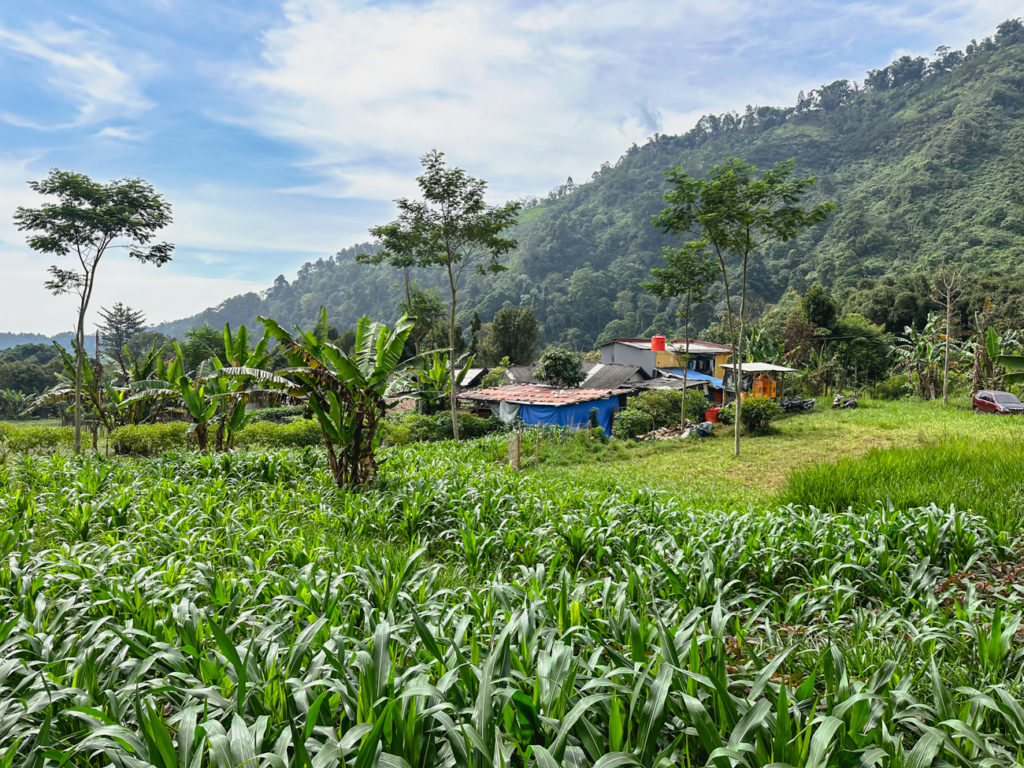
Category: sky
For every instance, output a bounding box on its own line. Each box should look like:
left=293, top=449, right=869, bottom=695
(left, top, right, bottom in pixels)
left=0, top=0, right=1020, bottom=335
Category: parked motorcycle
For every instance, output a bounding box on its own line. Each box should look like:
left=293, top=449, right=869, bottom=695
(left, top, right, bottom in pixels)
left=832, top=394, right=859, bottom=409
left=780, top=397, right=815, bottom=412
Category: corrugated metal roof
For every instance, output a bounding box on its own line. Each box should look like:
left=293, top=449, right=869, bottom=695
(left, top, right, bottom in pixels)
left=736, top=362, right=798, bottom=373
left=581, top=363, right=642, bottom=389
left=461, top=384, right=629, bottom=406
left=604, top=338, right=732, bottom=355
left=506, top=364, right=537, bottom=383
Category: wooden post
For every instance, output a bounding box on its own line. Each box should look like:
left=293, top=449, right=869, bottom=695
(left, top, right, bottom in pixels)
left=507, top=427, right=521, bottom=470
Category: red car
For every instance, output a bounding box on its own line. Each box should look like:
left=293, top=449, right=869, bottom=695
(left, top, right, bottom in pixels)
left=972, top=390, right=1024, bottom=414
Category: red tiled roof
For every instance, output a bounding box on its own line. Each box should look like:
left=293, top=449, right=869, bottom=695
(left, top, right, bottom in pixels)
left=461, top=383, right=628, bottom=406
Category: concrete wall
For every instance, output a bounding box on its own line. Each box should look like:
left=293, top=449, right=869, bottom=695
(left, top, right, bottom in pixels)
left=600, top=342, right=656, bottom=376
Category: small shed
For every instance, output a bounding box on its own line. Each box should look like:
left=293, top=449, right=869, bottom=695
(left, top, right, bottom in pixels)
left=722, top=362, right=798, bottom=398
left=460, top=384, right=629, bottom=434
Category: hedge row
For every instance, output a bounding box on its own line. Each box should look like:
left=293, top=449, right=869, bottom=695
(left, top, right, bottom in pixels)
left=110, top=419, right=323, bottom=456
left=0, top=422, right=75, bottom=453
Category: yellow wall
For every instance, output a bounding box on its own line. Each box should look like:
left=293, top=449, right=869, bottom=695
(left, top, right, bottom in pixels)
left=655, top=350, right=681, bottom=368
left=713, top=353, right=729, bottom=379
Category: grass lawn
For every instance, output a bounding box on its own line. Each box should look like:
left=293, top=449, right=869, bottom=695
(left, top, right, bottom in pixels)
left=526, top=397, right=1023, bottom=509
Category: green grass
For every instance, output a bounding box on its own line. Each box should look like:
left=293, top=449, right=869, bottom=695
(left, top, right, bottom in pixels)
left=779, top=437, right=1024, bottom=531
left=526, top=397, right=1024, bottom=508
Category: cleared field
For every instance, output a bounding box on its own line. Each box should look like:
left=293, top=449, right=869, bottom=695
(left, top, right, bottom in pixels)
left=527, top=397, right=1023, bottom=508
left=1, top=412, right=1023, bottom=766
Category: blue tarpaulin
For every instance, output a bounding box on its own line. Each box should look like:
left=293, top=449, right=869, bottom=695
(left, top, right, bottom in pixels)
left=663, top=368, right=723, bottom=388
left=519, top=395, right=620, bottom=435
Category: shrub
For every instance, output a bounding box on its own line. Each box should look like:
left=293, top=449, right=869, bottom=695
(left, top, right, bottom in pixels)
left=235, top=419, right=322, bottom=449
left=611, top=409, right=654, bottom=439
left=630, top=390, right=681, bottom=428
left=716, top=401, right=735, bottom=425
left=632, top=388, right=712, bottom=427
left=382, top=412, right=503, bottom=444
left=110, top=419, right=323, bottom=456
left=110, top=423, right=189, bottom=456
left=869, top=374, right=910, bottom=400
left=0, top=422, right=74, bottom=453
left=248, top=405, right=307, bottom=423
left=739, top=396, right=779, bottom=433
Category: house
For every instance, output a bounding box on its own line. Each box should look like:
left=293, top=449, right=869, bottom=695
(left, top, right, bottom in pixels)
left=600, top=337, right=732, bottom=379
left=600, top=337, right=733, bottom=400
left=460, top=383, right=629, bottom=434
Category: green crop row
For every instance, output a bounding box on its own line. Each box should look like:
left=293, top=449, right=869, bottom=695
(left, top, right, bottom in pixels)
left=0, top=439, right=1022, bottom=766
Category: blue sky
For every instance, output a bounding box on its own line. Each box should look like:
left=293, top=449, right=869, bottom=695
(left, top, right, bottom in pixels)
left=1, top=0, right=1019, bottom=334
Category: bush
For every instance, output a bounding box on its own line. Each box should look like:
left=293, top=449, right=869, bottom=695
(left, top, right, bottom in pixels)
left=248, top=405, right=307, bottom=423
left=611, top=409, right=654, bottom=439
left=111, top=419, right=323, bottom=456
left=381, top=412, right=503, bottom=444
left=716, top=401, right=735, bottom=425
left=632, top=388, right=712, bottom=427
left=235, top=419, right=322, bottom=449
left=630, top=390, right=681, bottom=428
left=868, top=374, right=910, bottom=400
left=110, top=423, right=189, bottom=456
left=739, top=396, right=779, bottom=433
left=0, top=422, right=74, bottom=454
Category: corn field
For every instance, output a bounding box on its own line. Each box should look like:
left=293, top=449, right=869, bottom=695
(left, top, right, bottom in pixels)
left=1, top=437, right=1023, bottom=766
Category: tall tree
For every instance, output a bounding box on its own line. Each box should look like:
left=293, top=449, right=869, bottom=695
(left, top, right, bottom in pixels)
left=481, top=306, right=538, bottom=365
left=96, top=302, right=146, bottom=370
left=643, top=246, right=718, bottom=424
left=931, top=265, right=965, bottom=405
left=368, top=150, right=521, bottom=439
left=14, top=170, right=173, bottom=454
left=655, top=158, right=833, bottom=456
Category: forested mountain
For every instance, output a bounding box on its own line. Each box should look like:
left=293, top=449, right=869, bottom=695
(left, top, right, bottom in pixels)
left=155, top=19, right=1024, bottom=348
left=0, top=332, right=91, bottom=354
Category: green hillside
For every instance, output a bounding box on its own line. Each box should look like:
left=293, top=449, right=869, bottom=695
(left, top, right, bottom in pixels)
left=156, top=19, right=1024, bottom=347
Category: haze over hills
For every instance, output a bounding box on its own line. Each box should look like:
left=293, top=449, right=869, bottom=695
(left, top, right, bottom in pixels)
left=148, top=19, right=1024, bottom=350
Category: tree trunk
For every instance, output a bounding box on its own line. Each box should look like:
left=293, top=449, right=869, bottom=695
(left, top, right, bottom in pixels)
left=74, top=308, right=85, bottom=455
left=681, top=296, right=690, bottom=426
left=942, top=292, right=951, bottom=405
left=733, top=256, right=748, bottom=458
left=447, top=265, right=460, bottom=441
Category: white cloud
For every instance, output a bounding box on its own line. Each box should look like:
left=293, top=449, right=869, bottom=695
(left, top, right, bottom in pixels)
left=94, top=126, right=149, bottom=142
left=0, top=21, right=153, bottom=125
left=226, top=0, right=1022, bottom=203
left=0, top=247, right=265, bottom=335
left=229, top=0, right=761, bottom=200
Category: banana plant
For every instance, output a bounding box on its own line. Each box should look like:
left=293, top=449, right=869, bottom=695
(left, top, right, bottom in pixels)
left=411, top=350, right=474, bottom=414
left=122, top=345, right=222, bottom=451
left=253, top=308, right=414, bottom=487
left=994, top=353, right=1024, bottom=386
left=204, top=324, right=275, bottom=450
left=26, top=340, right=116, bottom=434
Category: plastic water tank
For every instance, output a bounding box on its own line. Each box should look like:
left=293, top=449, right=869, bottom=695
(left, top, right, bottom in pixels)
left=650, top=335, right=666, bottom=351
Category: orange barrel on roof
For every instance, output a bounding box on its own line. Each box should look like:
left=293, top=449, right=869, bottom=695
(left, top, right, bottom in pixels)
left=651, top=335, right=666, bottom=351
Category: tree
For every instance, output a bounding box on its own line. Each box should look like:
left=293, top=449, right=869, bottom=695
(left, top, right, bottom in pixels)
left=931, top=266, right=965, bottom=405
left=368, top=150, right=521, bottom=440
left=178, top=325, right=223, bottom=373
left=801, top=284, right=838, bottom=330
left=14, top=170, right=173, bottom=454
left=96, top=302, right=146, bottom=369
left=654, top=158, right=834, bottom=456
left=480, top=306, right=538, bottom=365
left=643, top=246, right=718, bottom=424
left=534, top=346, right=585, bottom=388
